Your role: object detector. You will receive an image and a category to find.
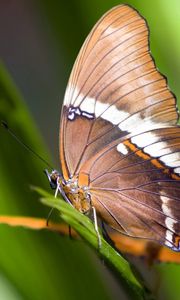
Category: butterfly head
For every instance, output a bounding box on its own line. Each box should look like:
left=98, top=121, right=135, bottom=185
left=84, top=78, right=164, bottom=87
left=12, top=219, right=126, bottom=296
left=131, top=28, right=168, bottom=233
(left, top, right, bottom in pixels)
left=44, top=169, right=63, bottom=189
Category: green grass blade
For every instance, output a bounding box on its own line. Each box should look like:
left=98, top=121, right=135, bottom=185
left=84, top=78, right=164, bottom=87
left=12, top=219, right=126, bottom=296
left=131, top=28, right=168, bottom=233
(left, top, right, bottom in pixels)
left=35, top=186, right=146, bottom=299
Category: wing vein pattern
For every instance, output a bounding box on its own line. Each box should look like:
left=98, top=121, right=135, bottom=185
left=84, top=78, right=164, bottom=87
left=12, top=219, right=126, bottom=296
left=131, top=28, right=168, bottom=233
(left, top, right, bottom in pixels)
left=60, top=4, right=180, bottom=250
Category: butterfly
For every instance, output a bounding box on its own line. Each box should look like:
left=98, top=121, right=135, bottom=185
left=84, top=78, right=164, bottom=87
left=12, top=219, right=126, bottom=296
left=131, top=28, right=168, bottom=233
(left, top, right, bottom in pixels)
left=46, top=4, right=180, bottom=251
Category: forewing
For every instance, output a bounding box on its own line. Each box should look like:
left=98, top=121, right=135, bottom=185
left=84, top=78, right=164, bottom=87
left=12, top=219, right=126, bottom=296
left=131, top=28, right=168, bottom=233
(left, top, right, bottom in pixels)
left=59, top=4, right=178, bottom=179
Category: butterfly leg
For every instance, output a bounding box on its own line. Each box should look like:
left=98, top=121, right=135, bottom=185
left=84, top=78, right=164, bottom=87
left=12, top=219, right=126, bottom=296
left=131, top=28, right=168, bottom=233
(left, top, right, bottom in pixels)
left=46, top=181, right=61, bottom=226
left=92, top=206, right=102, bottom=249
left=55, top=182, right=60, bottom=198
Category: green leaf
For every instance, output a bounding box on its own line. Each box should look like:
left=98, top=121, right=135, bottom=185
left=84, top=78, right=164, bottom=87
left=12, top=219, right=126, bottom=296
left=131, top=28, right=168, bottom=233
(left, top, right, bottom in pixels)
left=34, top=186, right=145, bottom=299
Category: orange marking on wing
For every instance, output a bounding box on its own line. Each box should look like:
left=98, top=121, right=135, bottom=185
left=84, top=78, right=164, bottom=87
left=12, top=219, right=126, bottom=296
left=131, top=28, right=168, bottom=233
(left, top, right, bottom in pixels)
left=175, top=236, right=180, bottom=247
left=172, top=173, right=180, bottom=180
left=124, top=140, right=150, bottom=160
left=124, top=140, right=180, bottom=180
left=124, top=140, right=151, bottom=160
left=124, top=140, right=138, bottom=152
left=60, top=127, right=69, bottom=180
left=138, top=151, right=150, bottom=160
left=78, top=172, right=89, bottom=186
left=151, top=158, right=164, bottom=169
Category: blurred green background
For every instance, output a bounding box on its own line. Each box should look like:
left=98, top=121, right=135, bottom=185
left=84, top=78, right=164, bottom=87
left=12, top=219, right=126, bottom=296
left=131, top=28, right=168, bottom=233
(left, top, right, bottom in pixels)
left=0, top=0, right=180, bottom=299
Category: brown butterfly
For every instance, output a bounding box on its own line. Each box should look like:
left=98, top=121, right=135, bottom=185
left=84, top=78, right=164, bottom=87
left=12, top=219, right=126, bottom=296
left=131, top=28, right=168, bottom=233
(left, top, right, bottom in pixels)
left=46, top=4, right=180, bottom=251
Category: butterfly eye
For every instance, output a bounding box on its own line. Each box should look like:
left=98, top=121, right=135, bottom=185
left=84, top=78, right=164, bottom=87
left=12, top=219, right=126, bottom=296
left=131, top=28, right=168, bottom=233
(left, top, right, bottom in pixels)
left=58, top=4, right=180, bottom=251
left=45, top=169, right=60, bottom=189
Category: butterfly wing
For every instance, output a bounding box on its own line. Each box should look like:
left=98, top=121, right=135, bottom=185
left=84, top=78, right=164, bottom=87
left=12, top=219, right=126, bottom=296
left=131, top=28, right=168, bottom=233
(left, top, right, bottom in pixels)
left=59, top=4, right=180, bottom=250
left=60, top=4, right=178, bottom=179
left=81, top=127, right=180, bottom=250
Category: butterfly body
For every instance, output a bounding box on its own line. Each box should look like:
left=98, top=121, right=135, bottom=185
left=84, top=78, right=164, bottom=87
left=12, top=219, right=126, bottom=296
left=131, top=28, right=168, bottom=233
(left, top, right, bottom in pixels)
left=47, top=170, right=91, bottom=214
left=49, top=4, right=180, bottom=251
left=62, top=177, right=91, bottom=213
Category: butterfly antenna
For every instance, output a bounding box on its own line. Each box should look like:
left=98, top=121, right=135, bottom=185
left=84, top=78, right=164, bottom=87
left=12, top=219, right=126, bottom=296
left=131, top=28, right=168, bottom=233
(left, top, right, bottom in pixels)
left=1, top=120, right=53, bottom=169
